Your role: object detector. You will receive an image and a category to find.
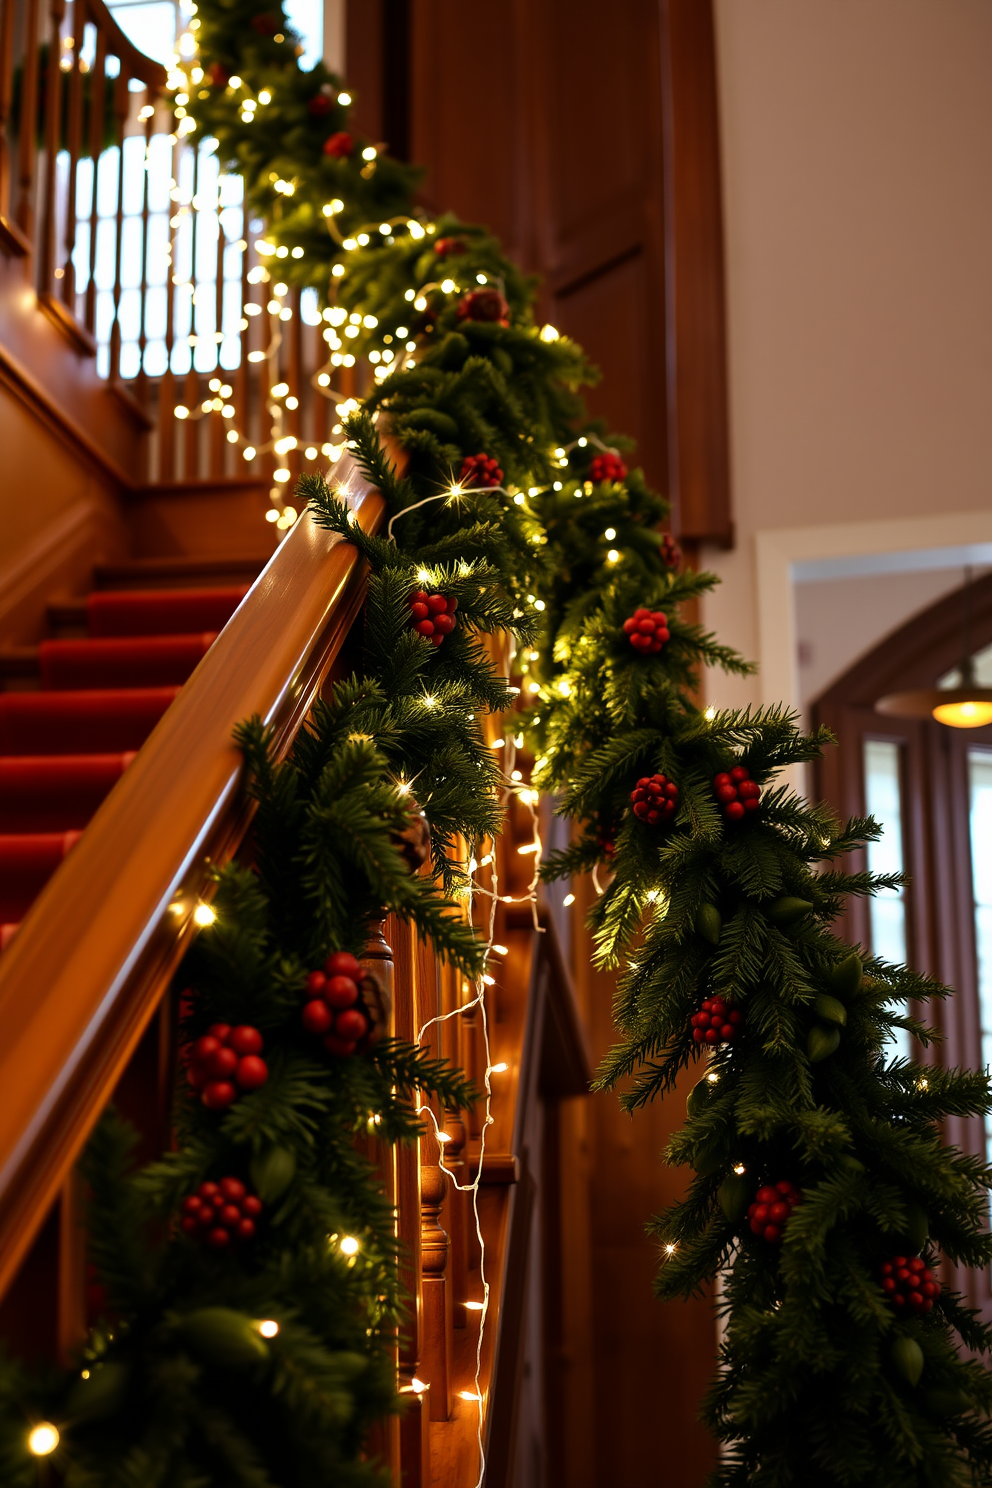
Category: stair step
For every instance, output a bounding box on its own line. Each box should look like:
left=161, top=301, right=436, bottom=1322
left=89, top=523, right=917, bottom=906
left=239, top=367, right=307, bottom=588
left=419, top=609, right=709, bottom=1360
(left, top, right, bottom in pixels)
left=0, top=753, right=135, bottom=831
left=86, top=587, right=248, bottom=637
left=0, top=688, right=179, bottom=754
left=0, top=648, right=40, bottom=686
left=94, top=555, right=269, bottom=590
left=39, top=633, right=216, bottom=690
left=0, top=830, right=82, bottom=921
left=46, top=600, right=88, bottom=636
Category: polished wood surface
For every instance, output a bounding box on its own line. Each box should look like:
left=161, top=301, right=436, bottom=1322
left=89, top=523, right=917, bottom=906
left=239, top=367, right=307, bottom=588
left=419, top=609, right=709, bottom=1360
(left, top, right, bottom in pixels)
left=0, top=453, right=384, bottom=1299
left=403, top=0, right=731, bottom=548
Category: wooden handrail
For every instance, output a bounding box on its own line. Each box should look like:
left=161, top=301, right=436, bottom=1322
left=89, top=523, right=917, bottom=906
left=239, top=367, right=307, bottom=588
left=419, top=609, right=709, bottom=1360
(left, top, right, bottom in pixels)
left=84, top=0, right=167, bottom=91
left=0, top=454, right=383, bottom=1299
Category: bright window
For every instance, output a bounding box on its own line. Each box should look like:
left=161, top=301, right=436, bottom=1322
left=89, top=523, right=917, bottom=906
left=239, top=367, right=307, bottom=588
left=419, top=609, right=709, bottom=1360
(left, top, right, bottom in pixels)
left=863, top=739, right=910, bottom=1058
left=967, top=749, right=992, bottom=1160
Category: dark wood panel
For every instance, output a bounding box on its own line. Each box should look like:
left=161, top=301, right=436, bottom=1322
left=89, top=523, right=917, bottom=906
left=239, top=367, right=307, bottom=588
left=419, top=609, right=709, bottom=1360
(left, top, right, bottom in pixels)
left=661, top=0, right=731, bottom=544
left=554, top=249, right=666, bottom=493
left=409, top=0, right=534, bottom=267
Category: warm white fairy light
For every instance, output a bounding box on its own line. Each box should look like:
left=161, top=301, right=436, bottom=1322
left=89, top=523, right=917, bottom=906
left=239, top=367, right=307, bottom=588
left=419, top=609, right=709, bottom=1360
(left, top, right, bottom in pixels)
left=27, top=1424, right=59, bottom=1456
left=193, top=903, right=216, bottom=927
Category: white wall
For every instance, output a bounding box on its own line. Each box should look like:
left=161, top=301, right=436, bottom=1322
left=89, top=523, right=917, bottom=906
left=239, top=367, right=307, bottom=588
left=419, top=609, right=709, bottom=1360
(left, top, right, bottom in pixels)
left=705, top=0, right=992, bottom=715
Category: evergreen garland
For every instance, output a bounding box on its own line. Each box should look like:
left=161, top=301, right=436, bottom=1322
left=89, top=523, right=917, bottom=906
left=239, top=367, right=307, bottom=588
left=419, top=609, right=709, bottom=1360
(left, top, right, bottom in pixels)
left=3, top=12, right=991, bottom=1487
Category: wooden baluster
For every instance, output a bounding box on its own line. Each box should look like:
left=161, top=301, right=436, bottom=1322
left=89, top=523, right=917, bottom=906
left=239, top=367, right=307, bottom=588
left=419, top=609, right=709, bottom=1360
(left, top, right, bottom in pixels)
left=420, top=1152, right=452, bottom=1421
left=439, top=962, right=469, bottom=1325
left=234, top=227, right=250, bottom=484
left=83, top=21, right=104, bottom=333
left=60, top=0, right=83, bottom=305
left=134, top=94, right=152, bottom=405
left=417, top=941, right=452, bottom=1421
left=107, top=68, right=127, bottom=380
left=182, top=363, right=198, bottom=480
left=184, top=139, right=201, bottom=477
left=208, top=204, right=224, bottom=477
left=390, top=914, right=430, bottom=1486
left=0, top=0, right=27, bottom=250
left=156, top=129, right=179, bottom=481
left=288, top=284, right=301, bottom=489
left=358, top=916, right=401, bottom=1480
left=38, top=0, right=65, bottom=294
left=461, top=978, right=482, bottom=1142
left=14, top=0, right=39, bottom=240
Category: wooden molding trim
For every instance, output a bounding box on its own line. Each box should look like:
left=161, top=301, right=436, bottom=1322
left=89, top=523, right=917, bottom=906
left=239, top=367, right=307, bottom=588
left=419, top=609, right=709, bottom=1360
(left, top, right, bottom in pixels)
left=108, top=377, right=154, bottom=431
left=37, top=293, right=98, bottom=359
left=0, top=341, right=134, bottom=493
left=660, top=0, right=733, bottom=547
left=0, top=500, right=114, bottom=642
left=0, top=455, right=385, bottom=1300
left=0, top=216, right=30, bottom=258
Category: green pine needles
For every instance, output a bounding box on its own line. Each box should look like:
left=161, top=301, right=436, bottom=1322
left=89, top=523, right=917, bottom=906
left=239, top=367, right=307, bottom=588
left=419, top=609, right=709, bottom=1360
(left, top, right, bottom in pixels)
left=2, top=10, right=991, bottom=1488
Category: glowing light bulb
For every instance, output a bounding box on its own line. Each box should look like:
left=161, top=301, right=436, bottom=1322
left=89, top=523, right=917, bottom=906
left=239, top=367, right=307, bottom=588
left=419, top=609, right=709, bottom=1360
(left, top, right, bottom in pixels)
left=27, top=1424, right=59, bottom=1456
left=340, top=1235, right=360, bottom=1255
left=604, top=527, right=616, bottom=540
left=463, top=1300, right=485, bottom=1311
left=490, top=1062, right=508, bottom=1073
left=174, top=404, right=189, bottom=419
left=492, top=944, right=509, bottom=956
left=562, top=893, right=575, bottom=907
left=337, top=90, right=351, bottom=105
left=193, top=903, right=216, bottom=926
left=932, top=699, right=992, bottom=728
left=256, top=1319, right=280, bottom=1338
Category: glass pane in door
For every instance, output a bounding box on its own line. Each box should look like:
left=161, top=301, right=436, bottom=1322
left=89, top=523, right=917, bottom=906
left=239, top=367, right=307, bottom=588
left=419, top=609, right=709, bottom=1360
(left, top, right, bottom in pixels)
left=967, top=750, right=992, bottom=1159
left=864, top=739, right=910, bottom=1058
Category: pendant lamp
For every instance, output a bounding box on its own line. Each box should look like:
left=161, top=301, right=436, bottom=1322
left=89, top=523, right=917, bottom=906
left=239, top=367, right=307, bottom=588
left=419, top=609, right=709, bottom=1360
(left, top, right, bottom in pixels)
left=876, top=567, right=992, bottom=729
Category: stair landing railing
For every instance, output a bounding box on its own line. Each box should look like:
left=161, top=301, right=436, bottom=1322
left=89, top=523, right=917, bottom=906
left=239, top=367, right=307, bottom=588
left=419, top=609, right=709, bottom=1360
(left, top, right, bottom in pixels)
left=0, top=0, right=345, bottom=491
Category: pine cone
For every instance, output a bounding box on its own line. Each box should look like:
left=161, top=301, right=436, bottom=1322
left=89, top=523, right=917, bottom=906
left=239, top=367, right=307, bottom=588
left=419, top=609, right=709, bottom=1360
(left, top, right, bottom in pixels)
left=391, top=801, right=431, bottom=870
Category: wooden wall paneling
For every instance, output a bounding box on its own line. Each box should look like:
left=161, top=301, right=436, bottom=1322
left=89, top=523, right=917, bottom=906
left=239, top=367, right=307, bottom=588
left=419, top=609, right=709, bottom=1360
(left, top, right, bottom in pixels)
left=571, top=881, right=716, bottom=1487
left=659, top=0, right=731, bottom=544
left=408, top=0, right=535, bottom=268
left=345, top=0, right=384, bottom=141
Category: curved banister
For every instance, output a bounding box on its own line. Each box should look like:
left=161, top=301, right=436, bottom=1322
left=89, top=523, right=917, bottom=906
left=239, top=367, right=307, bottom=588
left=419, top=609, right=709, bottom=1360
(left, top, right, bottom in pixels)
left=0, top=454, right=383, bottom=1297
left=85, top=0, right=168, bottom=91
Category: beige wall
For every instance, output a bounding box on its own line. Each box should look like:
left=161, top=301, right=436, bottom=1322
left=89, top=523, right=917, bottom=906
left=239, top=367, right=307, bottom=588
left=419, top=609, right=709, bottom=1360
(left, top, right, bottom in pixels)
left=704, top=0, right=992, bottom=714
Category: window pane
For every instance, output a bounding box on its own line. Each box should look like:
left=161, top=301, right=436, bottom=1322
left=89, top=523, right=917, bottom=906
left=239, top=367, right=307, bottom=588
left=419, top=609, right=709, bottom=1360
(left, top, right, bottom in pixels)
left=864, top=739, right=910, bottom=1058
left=967, top=750, right=992, bottom=1161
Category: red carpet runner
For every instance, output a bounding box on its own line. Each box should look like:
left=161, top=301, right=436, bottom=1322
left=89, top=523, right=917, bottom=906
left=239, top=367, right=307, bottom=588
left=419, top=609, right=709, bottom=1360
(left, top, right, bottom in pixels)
left=0, top=586, right=249, bottom=940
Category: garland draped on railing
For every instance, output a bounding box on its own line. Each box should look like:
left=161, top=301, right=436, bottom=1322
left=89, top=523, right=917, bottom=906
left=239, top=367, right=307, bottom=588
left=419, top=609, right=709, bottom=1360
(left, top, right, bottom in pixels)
left=2, top=6, right=992, bottom=1487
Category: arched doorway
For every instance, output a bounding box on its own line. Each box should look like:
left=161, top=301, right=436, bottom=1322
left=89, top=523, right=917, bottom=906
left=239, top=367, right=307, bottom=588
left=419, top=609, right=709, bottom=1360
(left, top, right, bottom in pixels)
left=813, top=572, right=992, bottom=1316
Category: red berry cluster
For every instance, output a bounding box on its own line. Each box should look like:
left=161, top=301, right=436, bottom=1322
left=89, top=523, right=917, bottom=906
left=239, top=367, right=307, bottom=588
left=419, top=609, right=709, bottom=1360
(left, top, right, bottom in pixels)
left=713, top=766, right=761, bottom=821
left=302, top=951, right=372, bottom=1056
left=434, top=236, right=466, bottom=257
left=881, top=1256, right=939, bottom=1315
left=623, top=607, right=670, bottom=655
left=187, top=1025, right=268, bottom=1110
left=181, top=1178, right=263, bottom=1248
left=408, top=590, right=457, bottom=646
left=456, top=288, right=510, bottom=326
left=660, top=533, right=682, bottom=570
left=459, top=453, right=503, bottom=488
left=630, top=773, right=679, bottom=825
left=323, top=130, right=354, bottom=158
left=748, top=1181, right=802, bottom=1242
left=307, top=93, right=333, bottom=116
left=690, top=996, right=743, bottom=1046
left=589, top=452, right=627, bottom=483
